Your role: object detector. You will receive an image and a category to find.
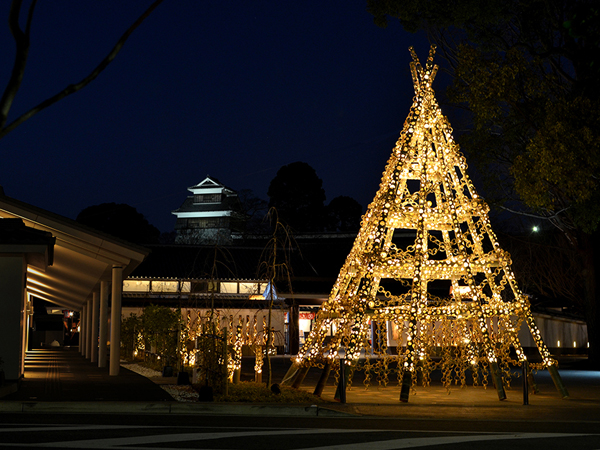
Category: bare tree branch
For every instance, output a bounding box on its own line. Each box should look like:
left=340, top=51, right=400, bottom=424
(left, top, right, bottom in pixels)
left=0, top=0, right=38, bottom=129
left=497, top=204, right=570, bottom=222
left=0, top=0, right=166, bottom=139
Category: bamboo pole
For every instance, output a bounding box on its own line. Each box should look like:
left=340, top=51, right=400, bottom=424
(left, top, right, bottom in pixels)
left=281, top=361, right=300, bottom=385
left=490, top=361, right=507, bottom=400
left=291, top=365, right=310, bottom=389
left=548, top=364, right=569, bottom=398
left=334, top=360, right=354, bottom=402
left=313, top=360, right=333, bottom=397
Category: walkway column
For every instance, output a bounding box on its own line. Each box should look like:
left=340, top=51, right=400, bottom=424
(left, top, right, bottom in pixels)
left=109, top=265, right=123, bottom=376
left=80, top=305, right=86, bottom=355
left=0, top=219, right=54, bottom=382
left=91, top=291, right=99, bottom=363
left=85, top=298, right=92, bottom=359
left=0, top=255, right=26, bottom=381
left=98, top=280, right=109, bottom=368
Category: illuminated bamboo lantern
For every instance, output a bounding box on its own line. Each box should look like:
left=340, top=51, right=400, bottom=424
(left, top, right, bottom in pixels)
left=283, top=45, right=568, bottom=402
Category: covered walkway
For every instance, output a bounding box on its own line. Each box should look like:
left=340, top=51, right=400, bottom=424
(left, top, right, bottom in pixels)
left=0, top=192, right=149, bottom=382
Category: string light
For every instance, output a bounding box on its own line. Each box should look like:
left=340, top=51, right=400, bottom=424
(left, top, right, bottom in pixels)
left=296, top=45, right=562, bottom=400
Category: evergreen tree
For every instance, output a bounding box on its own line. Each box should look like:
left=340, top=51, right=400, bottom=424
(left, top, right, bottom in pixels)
left=76, top=202, right=160, bottom=245
left=267, top=162, right=326, bottom=232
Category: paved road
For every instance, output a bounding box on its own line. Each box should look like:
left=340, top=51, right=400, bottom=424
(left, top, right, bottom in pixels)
left=2, top=351, right=598, bottom=448
left=0, top=414, right=598, bottom=449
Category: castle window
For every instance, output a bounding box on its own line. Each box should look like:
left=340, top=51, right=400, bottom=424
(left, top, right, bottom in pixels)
left=194, top=193, right=221, bottom=204
left=187, top=217, right=228, bottom=229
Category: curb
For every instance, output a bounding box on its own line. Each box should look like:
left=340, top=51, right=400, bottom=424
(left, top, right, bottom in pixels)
left=0, top=401, right=355, bottom=417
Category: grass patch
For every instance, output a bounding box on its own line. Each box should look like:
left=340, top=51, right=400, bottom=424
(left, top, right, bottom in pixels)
left=196, top=381, right=327, bottom=403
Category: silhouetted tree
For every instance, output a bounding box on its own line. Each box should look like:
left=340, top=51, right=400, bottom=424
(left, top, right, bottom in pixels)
left=237, top=188, right=269, bottom=233
left=326, top=196, right=363, bottom=232
left=76, top=202, right=160, bottom=245
left=367, top=0, right=600, bottom=367
left=267, top=162, right=326, bottom=231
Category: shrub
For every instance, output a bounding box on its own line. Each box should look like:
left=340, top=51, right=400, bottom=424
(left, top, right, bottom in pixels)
left=195, top=381, right=326, bottom=403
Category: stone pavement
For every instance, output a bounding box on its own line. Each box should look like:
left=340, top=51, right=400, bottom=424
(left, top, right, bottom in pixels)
left=0, top=348, right=173, bottom=402
left=314, top=370, right=600, bottom=422
left=286, top=356, right=600, bottom=422
left=1, top=349, right=599, bottom=422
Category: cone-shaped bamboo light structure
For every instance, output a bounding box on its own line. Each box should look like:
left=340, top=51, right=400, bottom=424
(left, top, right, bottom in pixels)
left=283, top=45, right=568, bottom=402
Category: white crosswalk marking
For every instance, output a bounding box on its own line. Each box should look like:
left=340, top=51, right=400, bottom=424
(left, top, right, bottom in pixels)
left=0, top=425, right=154, bottom=433
left=0, top=425, right=594, bottom=450
left=293, top=432, right=592, bottom=450
left=18, top=428, right=365, bottom=448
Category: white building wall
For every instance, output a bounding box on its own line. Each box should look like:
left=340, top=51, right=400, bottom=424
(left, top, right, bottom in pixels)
left=121, top=306, right=287, bottom=348
left=518, top=314, right=588, bottom=350
left=382, top=314, right=588, bottom=352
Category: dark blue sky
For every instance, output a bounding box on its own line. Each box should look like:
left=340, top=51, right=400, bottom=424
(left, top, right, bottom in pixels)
left=1, top=1, right=431, bottom=232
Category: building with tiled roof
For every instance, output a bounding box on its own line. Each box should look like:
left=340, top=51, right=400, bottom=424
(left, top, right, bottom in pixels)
left=172, top=176, right=246, bottom=245
left=122, top=234, right=356, bottom=355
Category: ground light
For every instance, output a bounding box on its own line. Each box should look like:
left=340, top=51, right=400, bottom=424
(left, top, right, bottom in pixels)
left=283, top=45, right=568, bottom=403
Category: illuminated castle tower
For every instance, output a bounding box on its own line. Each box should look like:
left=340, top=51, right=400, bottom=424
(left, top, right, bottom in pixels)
left=284, top=46, right=567, bottom=402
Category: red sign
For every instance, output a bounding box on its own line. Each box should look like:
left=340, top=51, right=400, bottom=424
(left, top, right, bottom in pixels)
left=299, top=312, right=315, bottom=320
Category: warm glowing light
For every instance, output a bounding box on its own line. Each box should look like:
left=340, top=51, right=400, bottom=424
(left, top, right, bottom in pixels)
left=294, top=45, right=560, bottom=400
left=26, top=285, right=47, bottom=295
left=27, top=267, right=46, bottom=276
left=27, top=278, right=51, bottom=289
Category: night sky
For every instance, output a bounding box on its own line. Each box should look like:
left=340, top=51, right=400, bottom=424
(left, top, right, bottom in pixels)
left=0, top=1, right=432, bottom=233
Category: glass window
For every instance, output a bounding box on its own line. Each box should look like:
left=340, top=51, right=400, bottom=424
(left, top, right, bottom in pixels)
left=220, top=282, right=238, bottom=293
left=151, top=281, right=179, bottom=292
left=239, top=282, right=259, bottom=294
left=123, top=280, right=150, bottom=292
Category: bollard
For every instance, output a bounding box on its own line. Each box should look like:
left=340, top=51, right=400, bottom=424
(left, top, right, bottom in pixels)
left=399, top=370, right=411, bottom=403
left=335, top=358, right=347, bottom=403
left=527, top=369, right=539, bottom=394
left=222, top=327, right=228, bottom=397
left=522, top=360, right=529, bottom=405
